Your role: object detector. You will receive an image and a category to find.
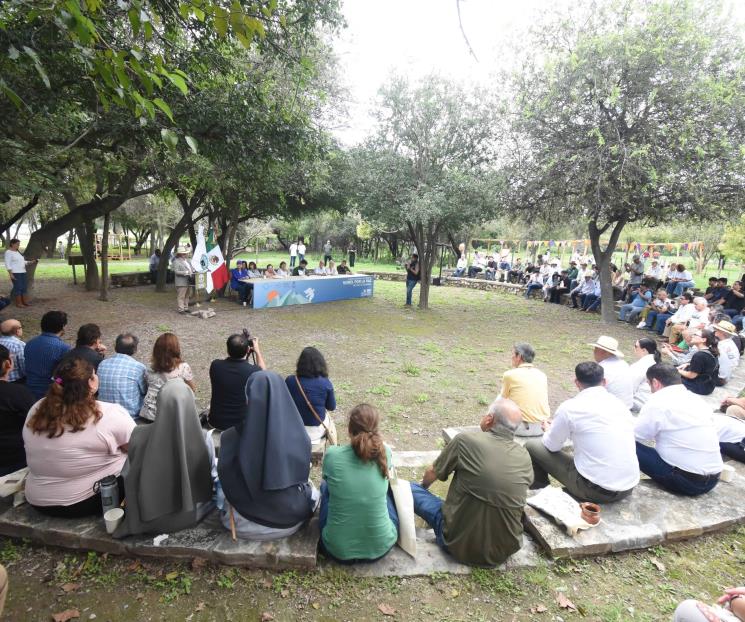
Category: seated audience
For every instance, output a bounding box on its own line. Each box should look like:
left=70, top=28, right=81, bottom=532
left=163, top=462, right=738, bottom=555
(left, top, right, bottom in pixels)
left=327, top=260, right=338, bottom=275
left=453, top=253, right=467, bottom=278
left=590, top=336, right=634, bottom=408
left=0, top=345, right=35, bottom=475
left=678, top=329, right=719, bottom=396
left=497, top=255, right=511, bottom=281
left=139, top=333, right=195, bottom=421
left=666, top=263, right=696, bottom=296
left=524, top=269, right=543, bottom=299
left=569, top=262, right=588, bottom=290
left=525, top=362, right=639, bottom=504
left=548, top=270, right=571, bottom=303
left=97, top=333, right=147, bottom=419
left=320, top=404, right=399, bottom=562
left=264, top=264, right=278, bottom=278
left=314, top=260, right=328, bottom=275
left=712, top=320, right=740, bottom=386
left=646, top=260, right=663, bottom=290
left=582, top=278, right=602, bottom=312
left=218, top=371, right=318, bottom=540
left=660, top=328, right=697, bottom=366
left=468, top=251, right=486, bottom=278
left=674, top=586, right=745, bottom=622
left=703, top=276, right=719, bottom=301
left=668, top=297, right=709, bottom=344
left=60, top=323, right=106, bottom=371
left=508, top=258, right=524, bottom=284
left=114, top=378, right=217, bottom=536
left=230, top=261, right=251, bottom=305
left=0, top=319, right=25, bottom=383
left=635, top=289, right=669, bottom=328
left=630, top=338, right=661, bottom=412
left=286, top=346, right=337, bottom=443
left=708, top=277, right=730, bottom=306
left=276, top=261, right=290, bottom=277
left=24, top=310, right=72, bottom=400
left=337, top=260, right=351, bottom=275
left=713, top=413, right=745, bottom=464
left=412, top=398, right=533, bottom=566
left=484, top=255, right=497, bottom=281
left=657, top=292, right=695, bottom=336
left=292, top=259, right=309, bottom=276
left=499, top=343, right=550, bottom=436
left=569, top=274, right=595, bottom=308
left=644, top=292, right=683, bottom=334
left=208, top=333, right=266, bottom=431
left=723, top=280, right=744, bottom=321
left=23, top=357, right=135, bottom=517
left=618, top=284, right=652, bottom=323
left=247, top=261, right=262, bottom=278
left=634, top=364, right=722, bottom=496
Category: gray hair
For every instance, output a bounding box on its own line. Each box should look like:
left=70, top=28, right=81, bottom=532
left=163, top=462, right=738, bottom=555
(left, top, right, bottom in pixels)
left=488, top=398, right=519, bottom=432
left=693, top=297, right=708, bottom=307
left=513, top=342, right=535, bottom=364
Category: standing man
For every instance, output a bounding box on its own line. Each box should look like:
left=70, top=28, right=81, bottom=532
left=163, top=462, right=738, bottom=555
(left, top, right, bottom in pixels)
left=172, top=247, right=195, bottom=314
left=289, top=239, right=298, bottom=269
left=148, top=248, right=161, bottom=284
left=0, top=320, right=25, bottom=383
left=297, top=237, right=306, bottom=264
left=24, top=311, right=71, bottom=400
left=323, top=239, right=333, bottom=264
left=4, top=238, right=37, bottom=308
left=499, top=343, right=550, bottom=436
left=404, top=253, right=420, bottom=307
left=348, top=244, right=356, bottom=268
left=626, top=254, right=645, bottom=301
left=410, top=398, right=533, bottom=567
left=57, top=240, right=65, bottom=260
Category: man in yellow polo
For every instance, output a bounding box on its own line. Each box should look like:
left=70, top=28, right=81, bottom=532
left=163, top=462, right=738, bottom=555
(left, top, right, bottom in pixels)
left=500, top=343, right=551, bottom=436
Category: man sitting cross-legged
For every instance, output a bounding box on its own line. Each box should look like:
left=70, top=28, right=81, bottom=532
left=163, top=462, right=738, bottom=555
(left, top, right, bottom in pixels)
left=499, top=342, right=550, bottom=437
left=410, top=397, right=533, bottom=567
left=634, top=364, right=722, bottom=496
left=524, top=362, right=639, bottom=504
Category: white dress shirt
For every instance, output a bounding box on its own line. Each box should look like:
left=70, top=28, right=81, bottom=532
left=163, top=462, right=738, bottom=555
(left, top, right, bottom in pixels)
left=4, top=249, right=26, bottom=273
left=599, top=356, right=634, bottom=409
left=713, top=414, right=745, bottom=444
left=629, top=354, right=656, bottom=411
left=717, top=338, right=740, bottom=381
left=543, top=386, right=639, bottom=492
left=646, top=266, right=663, bottom=279
left=668, top=303, right=695, bottom=325
left=634, top=384, right=723, bottom=475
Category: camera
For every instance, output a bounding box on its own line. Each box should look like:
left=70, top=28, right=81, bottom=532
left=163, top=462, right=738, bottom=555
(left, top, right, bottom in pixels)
left=242, top=328, right=255, bottom=348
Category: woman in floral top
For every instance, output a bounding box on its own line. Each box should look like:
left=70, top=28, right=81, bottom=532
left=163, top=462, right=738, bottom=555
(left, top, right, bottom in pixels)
left=139, top=333, right=195, bottom=421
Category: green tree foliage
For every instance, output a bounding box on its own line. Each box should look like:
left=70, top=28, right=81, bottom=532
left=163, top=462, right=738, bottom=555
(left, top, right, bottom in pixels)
left=348, top=76, right=502, bottom=309
left=507, top=0, right=745, bottom=321
left=720, top=215, right=745, bottom=263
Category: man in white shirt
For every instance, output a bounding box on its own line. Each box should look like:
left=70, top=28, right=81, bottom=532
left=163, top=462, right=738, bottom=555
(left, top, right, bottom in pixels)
left=569, top=275, right=595, bottom=309
left=590, top=336, right=634, bottom=408
left=646, top=260, right=663, bottom=288
left=524, top=362, right=639, bottom=503
left=454, top=253, right=467, bottom=277
left=634, top=364, right=722, bottom=496
left=289, top=240, right=298, bottom=268
left=297, top=239, right=306, bottom=263
left=713, top=414, right=745, bottom=463
left=668, top=297, right=708, bottom=345
left=4, top=238, right=37, bottom=308
left=666, top=263, right=696, bottom=297
left=712, top=320, right=741, bottom=385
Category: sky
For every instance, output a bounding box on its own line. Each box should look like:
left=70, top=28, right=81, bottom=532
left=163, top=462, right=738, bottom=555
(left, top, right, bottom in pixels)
left=332, top=0, right=745, bottom=146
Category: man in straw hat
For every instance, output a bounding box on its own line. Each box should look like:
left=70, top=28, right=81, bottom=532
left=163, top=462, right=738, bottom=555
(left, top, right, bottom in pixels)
left=712, top=320, right=740, bottom=386
left=172, top=246, right=195, bottom=314
left=524, top=361, right=639, bottom=504
left=590, top=336, right=633, bottom=409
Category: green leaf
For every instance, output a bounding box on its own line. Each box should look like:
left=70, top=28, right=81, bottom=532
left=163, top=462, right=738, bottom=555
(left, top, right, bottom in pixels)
left=144, top=21, right=153, bottom=40
left=8, top=45, right=19, bottom=60
left=152, top=97, right=174, bottom=122
left=165, top=72, right=188, bottom=95
left=0, top=79, right=23, bottom=108
left=161, top=128, right=179, bottom=150
left=128, top=8, right=140, bottom=35
left=185, top=135, right=198, bottom=154
left=23, top=46, right=50, bottom=88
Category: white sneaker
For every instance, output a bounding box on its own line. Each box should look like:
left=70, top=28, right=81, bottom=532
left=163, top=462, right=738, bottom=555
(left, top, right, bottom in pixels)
left=636, top=321, right=646, bottom=328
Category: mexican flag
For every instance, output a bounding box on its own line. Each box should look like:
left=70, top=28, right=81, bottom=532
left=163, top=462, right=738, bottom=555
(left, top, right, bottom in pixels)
left=192, top=226, right=229, bottom=293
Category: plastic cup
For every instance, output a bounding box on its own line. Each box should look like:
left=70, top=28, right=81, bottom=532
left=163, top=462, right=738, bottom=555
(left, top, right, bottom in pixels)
left=720, top=464, right=735, bottom=483
left=104, top=507, right=124, bottom=534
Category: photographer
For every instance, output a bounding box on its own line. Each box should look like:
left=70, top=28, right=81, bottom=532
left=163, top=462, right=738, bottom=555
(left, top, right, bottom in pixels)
left=208, top=332, right=266, bottom=431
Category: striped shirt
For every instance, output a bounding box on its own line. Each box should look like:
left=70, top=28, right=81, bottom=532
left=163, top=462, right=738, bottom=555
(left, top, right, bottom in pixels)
left=97, top=353, right=147, bottom=419
left=0, top=335, right=25, bottom=382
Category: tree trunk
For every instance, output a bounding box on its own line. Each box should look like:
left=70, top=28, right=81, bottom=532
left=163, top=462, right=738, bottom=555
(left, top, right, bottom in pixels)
left=99, top=212, right=111, bottom=301
left=589, top=218, right=627, bottom=324
left=77, top=221, right=100, bottom=291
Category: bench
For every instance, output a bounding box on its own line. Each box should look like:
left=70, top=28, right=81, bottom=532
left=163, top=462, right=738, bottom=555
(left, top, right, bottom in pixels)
left=110, top=272, right=153, bottom=287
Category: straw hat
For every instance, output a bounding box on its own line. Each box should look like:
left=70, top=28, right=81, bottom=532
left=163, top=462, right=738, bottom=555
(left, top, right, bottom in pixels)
left=712, top=320, right=738, bottom=337
left=175, top=246, right=191, bottom=255
left=588, top=335, right=624, bottom=358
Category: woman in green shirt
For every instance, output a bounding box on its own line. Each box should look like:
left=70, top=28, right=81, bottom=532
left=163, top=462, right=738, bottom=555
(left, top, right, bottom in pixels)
left=319, top=404, right=399, bottom=562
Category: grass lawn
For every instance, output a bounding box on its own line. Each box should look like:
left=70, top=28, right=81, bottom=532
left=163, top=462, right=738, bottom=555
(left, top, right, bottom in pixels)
left=1, top=269, right=742, bottom=621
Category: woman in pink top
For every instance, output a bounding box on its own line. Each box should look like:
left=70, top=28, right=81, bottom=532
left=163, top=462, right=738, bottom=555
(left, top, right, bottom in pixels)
left=23, top=357, right=135, bottom=518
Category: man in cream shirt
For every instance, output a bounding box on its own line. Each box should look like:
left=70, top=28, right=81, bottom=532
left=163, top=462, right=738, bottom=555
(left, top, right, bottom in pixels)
left=590, top=336, right=634, bottom=409
left=499, top=342, right=550, bottom=436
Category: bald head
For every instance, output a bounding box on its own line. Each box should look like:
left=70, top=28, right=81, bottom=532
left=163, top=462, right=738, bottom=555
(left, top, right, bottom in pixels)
left=0, top=319, right=22, bottom=337
left=481, top=397, right=522, bottom=433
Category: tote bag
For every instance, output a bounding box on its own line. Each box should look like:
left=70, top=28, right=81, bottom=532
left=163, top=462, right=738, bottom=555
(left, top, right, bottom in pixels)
left=388, top=464, right=417, bottom=558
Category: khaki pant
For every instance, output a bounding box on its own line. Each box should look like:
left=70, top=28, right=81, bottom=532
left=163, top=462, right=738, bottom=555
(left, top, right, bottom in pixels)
left=176, top=286, right=192, bottom=312
left=668, top=323, right=686, bottom=344
left=726, top=404, right=745, bottom=420
left=0, top=563, right=7, bottom=618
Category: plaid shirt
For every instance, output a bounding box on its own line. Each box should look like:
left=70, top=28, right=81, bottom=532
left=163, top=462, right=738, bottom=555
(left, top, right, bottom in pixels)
left=97, top=353, right=147, bottom=418
left=0, top=335, right=25, bottom=382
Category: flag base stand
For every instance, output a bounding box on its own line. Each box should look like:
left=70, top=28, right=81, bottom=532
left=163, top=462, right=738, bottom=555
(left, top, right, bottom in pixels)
left=190, top=307, right=216, bottom=319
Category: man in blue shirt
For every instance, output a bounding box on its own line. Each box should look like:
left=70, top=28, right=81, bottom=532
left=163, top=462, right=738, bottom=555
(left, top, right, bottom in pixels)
left=97, top=333, right=147, bottom=419
left=618, top=284, right=652, bottom=323
left=24, top=310, right=71, bottom=400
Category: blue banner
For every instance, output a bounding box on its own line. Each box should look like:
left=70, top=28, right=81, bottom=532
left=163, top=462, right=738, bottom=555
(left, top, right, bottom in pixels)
left=251, top=275, right=375, bottom=309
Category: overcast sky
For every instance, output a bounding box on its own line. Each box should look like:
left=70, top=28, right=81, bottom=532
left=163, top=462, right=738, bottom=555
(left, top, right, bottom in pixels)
left=332, top=0, right=745, bottom=146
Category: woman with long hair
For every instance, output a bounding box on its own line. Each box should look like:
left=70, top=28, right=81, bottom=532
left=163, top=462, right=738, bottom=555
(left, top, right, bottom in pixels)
left=679, top=329, right=720, bottom=396
left=630, top=338, right=661, bottom=411
left=139, top=333, right=195, bottom=421
left=286, top=347, right=337, bottom=442
left=319, top=404, right=399, bottom=562
left=23, top=357, right=135, bottom=517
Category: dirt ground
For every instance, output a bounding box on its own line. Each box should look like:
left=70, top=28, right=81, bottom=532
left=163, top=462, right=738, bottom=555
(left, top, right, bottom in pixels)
left=2, top=277, right=743, bottom=621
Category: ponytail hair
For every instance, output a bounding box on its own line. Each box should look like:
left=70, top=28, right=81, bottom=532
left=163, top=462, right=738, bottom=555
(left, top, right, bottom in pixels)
left=348, top=403, right=388, bottom=479
left=637, top=337, right=661, bottom=363
left=701, top=329, right=719, bottom=358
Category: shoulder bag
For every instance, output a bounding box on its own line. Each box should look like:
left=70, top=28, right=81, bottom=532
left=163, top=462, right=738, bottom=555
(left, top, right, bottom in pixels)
left=294, top=376, right=338, bottom=445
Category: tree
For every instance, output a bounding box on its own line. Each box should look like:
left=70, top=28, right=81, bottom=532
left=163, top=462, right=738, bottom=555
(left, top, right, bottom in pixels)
left=720, top=215, right=745, bottom=264
left=507, top=0, right=745, bottom=322
left=349, top=76, right=502, bottom=309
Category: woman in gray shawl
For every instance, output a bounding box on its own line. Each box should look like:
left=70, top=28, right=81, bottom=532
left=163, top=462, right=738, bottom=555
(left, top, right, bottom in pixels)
left=218, top=370, right=318, bottom=540
left=114, top=378, right=216, bottom=537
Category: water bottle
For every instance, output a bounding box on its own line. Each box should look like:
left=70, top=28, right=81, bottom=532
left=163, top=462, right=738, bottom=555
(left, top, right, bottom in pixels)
left=96, top=475, right=120, bottom=516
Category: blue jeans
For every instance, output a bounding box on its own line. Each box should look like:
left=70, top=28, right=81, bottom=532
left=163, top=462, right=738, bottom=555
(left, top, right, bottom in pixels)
left=318, top=481, right=399, bottom=563
left=525, top=283, right=543, bottom=298
left=671, top=280, right=695, bottom=296
left=409, top=483, right=447, bottom=549
left=652, top=312, right=672, bottom=334
left=619, top=303, right=637, bottom=321
left=11, top=272, right=27, bottom=296
left=298, top=253, right=305, bottom=263
left=635, top=442, right=719, bottom=496
left=290, top=256, right=296, bottom=268
left=405, top=278, right=419, bottom=305
left=453, top=268, right=465, bottom=277
left=721, top=440, right=745, bottom=463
